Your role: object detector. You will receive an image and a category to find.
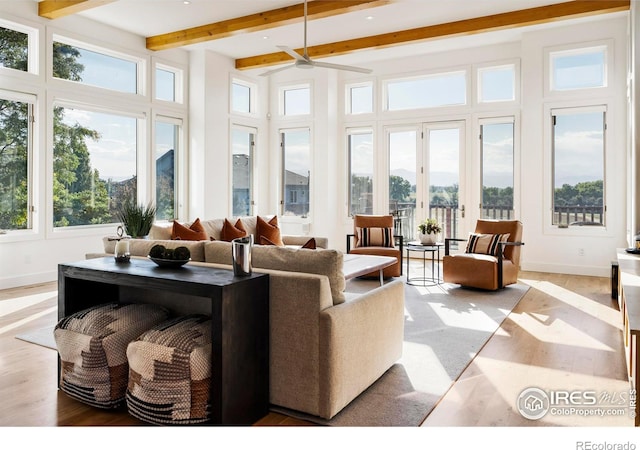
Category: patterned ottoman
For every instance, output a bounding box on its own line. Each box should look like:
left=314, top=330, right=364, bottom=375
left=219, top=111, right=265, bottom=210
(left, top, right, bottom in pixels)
left=54, top=302, right=170, bottom=409
left=125, top=314, right=212, bottom=425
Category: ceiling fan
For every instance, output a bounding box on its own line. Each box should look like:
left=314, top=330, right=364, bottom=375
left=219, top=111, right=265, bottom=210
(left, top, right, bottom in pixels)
left=260, top=0, right=372, bottom=77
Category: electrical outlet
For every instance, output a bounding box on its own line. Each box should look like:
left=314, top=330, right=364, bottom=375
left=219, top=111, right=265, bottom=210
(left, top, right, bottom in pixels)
left=578, top=248, right=585, bottom=257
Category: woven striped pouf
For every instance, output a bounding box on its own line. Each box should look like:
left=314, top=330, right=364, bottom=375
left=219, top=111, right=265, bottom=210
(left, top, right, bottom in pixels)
left=54, top=302, right=170, bottom=409
left=125, top=314, right=212, bottom=425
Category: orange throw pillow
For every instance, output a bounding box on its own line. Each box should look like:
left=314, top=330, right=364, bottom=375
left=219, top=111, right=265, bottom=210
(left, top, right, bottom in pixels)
left=171, top=218, right=208, bottom=241
left=257, top=216, right=284, bottom=246
left=220, top=218, right=247, bottom=241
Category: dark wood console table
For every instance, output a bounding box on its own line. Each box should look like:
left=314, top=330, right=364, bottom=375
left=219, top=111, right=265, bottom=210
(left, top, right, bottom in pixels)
left=58, top=257, right=269, bottom=425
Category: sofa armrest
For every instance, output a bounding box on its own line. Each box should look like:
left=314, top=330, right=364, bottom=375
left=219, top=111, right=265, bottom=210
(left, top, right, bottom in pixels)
left=318, top=279, right=405, bottom=419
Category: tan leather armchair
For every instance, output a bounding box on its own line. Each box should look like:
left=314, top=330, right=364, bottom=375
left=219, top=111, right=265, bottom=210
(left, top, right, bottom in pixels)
left=347, top=214, right=403, bottom=278
left=443, top=219, right=524, bottom=290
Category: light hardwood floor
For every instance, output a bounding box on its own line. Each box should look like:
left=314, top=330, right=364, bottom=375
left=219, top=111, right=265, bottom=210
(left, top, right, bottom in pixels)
left=0, top=270, right=633, bottom=427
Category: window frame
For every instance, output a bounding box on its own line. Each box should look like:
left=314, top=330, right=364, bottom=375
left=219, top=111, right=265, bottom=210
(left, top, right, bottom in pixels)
left=230, top=124, right=257, bottom=217
left=346, top=127, right=375, bottom=217
left=231, top=77, right=258, bottom=117
left=154, top=61, right=185, bottom=104
left=544, top=40, right=612, bottom=97
left=345, top=81, right=375, bottom=115
left=50, top=33, right=146, bottom=97
left=475, top=60, right=520, bottom=105
left=478, top=116, right=516, bottom=220
left=543, top=103, right=610, bottom=236
left=49, top=100, right=146, bottom=233
left=0, top=18, right=39, bottom=76
left=279, top=126, right=312, bottom=219
left=278, top=82, right=312, bottom=118
left=0, top=89, right=36, bottom=237
left=153, top=115, right=184, bottom=222
left=382, top=69, right=468, bottom=112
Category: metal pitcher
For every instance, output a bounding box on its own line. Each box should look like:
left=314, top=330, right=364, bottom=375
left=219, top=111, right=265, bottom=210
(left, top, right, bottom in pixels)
left=232, top=236, right=253, bottom=276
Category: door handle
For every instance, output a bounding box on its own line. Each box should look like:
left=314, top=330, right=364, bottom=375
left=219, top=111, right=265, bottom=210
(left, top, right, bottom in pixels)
left=460, top=205, right=465, bottom=218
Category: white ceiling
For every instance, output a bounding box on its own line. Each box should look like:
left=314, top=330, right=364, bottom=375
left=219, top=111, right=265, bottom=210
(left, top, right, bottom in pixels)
left=59, top=0, right=620, bottom=69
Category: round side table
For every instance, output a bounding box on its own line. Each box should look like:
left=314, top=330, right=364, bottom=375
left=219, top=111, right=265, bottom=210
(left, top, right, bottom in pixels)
left=405, top=242, right=443, bottom=286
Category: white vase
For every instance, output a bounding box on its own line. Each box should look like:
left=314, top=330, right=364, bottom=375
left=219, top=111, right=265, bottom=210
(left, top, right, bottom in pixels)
left=418, top=231, right=437, bottom=245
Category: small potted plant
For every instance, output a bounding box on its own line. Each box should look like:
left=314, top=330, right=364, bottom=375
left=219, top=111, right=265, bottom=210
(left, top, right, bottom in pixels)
left=417, top=218, right=442, bottom=245
left=117, top=200, right=156, bottom=238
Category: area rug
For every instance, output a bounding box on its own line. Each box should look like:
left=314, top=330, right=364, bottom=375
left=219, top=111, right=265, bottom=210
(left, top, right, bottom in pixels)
left=271, top=279, right=529, bottom=427
left=15, top=327, right=57, bottom=350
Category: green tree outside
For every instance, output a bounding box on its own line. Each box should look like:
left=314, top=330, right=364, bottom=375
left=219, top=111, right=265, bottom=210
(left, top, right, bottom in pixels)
left=0, top=27, right=134, bottom=229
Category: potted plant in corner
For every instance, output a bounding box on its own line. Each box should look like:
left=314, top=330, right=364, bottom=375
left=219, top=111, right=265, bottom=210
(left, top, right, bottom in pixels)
left=117, top=200, right=156, bottom=239
left=417, top=218, right=442, bottom=245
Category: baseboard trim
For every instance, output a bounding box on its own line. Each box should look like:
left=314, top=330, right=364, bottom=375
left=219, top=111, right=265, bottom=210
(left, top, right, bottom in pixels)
left=1, top=270, right=57, bottom=290
left=521, top=261, right=609, bottom=278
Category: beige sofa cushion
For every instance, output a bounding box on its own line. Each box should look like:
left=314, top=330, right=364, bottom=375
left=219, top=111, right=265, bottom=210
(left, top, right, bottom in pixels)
left=204, top=241, right=345, bottom=305
left=103, top=237, right=206, bottom=262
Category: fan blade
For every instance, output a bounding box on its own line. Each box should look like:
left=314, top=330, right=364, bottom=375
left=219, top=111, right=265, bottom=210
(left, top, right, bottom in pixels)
left=259, top=63, right=296, bottom=77
left=311, top=60, right=372, bottom=74
left=277, top=45, right=306, bottom=62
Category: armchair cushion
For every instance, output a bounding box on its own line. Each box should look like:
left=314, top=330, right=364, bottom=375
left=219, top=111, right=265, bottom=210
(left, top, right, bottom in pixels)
left=355, top=226, right=395, bottom=248
left=465, top=233, right=510, bottom=256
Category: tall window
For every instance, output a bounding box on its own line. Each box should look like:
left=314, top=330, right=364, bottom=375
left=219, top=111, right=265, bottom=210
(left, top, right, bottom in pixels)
left=348, top=129, right=374, bottom=216
left=552, top=107, right=605, bottom=227
left=155, top=119, right=180, bottom=221
left=53, top=105, right=138, bottom=227
left=0, top=93, right=33, bottom=230
left=385, top=71, right=466, bottom=111
left=52, top=37, right=139, bottom=94
left=281, top=128, right=311, bottom=217
left=231, top=127, right=255, bottom=217
left=480, top=119, right=514, bottom=219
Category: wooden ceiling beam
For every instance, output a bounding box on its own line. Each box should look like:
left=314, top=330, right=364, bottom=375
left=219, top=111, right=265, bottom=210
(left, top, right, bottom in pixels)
left=146, top=0, right=390, bottom=52
left=38, top=1, right=116, bottom=19
left=235, top=0, right=630, bottom=70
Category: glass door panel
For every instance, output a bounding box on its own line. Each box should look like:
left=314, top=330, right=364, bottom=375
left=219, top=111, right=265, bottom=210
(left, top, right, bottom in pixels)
left=388, top=129, right=418, bottom=241
left=425, top=124, right=463, bottom=241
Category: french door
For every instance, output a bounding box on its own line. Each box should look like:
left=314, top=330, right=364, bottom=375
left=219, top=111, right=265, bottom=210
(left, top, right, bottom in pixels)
left=386, top=121, right=469, bottom=243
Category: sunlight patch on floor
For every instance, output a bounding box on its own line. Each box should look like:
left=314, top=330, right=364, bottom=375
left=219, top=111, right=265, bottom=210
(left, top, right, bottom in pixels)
left=0, top=290, right=57, bottom=318
left=399, top=341, right=453, bottom=395
left=427, top=301, right=501, bottom=333
left=509, top=311, right=614, bottom=351
left=0, top=306, right=57, bottom=336
left=519, top=278, right=620, bottom=327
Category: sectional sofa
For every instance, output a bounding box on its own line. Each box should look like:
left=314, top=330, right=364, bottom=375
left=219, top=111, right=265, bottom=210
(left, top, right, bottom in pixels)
left=94, top=216, right=405, bottom=420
